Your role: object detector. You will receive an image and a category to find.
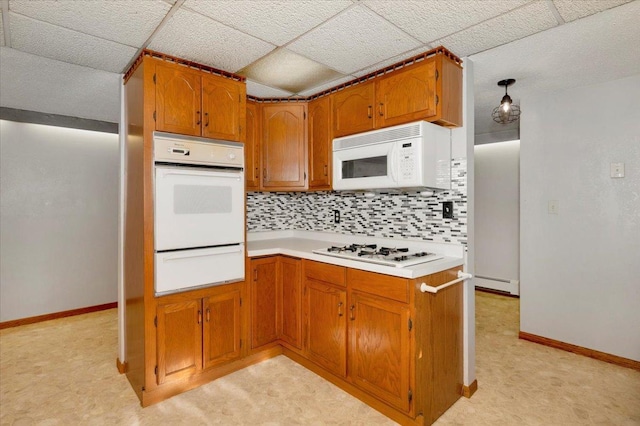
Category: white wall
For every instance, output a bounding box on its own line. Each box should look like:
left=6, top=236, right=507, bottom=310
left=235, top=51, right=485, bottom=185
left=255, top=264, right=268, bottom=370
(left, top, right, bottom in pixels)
left=474, top=140, right=520, bottom=294
left=520, top=74, right=640, bottom=361
left=0, top=120, right=119, bottom=321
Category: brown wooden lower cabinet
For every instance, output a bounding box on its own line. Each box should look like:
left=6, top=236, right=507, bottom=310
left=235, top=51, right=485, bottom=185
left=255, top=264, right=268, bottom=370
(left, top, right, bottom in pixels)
left=156, top=283, right=243, bottom=385
left=348, top=291, right=412, bottom=413
left=151, top=256, right=462, bottom=426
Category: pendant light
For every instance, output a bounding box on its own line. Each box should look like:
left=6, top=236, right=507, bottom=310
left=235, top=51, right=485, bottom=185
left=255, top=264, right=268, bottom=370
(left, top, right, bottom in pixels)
left=492, top=79, right=521, bottom=124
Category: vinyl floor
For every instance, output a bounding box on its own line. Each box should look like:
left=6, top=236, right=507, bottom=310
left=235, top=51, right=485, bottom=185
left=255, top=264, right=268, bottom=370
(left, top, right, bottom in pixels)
left=1, top=291, right=638, bottom=425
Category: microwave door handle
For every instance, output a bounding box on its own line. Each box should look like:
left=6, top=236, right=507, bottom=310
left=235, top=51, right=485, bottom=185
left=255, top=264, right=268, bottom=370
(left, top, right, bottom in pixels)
left=162, top=246, right=243, bottom=262
left=389, top=144, right=399, bottom=182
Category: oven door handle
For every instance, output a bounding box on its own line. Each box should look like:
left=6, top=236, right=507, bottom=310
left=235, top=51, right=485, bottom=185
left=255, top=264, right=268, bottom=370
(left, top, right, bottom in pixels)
left=159, top=169, right=242, bottom=180
left=161, top=246, right=243, bottom=262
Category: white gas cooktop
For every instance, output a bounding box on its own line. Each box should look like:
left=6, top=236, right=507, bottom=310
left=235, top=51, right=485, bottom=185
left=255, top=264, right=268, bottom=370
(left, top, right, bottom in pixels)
left=312, top=244, right=443, bottom=268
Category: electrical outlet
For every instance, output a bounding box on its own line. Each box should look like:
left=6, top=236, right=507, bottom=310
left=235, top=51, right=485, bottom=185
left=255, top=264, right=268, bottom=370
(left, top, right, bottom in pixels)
left=333, top=210, right=340, bottom=223
left=442, top=202, right=453, bottom=219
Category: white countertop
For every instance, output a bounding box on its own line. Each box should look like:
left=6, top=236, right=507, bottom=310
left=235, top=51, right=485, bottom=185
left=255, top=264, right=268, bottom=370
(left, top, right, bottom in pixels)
left=247, top=231, right=465, bottom=279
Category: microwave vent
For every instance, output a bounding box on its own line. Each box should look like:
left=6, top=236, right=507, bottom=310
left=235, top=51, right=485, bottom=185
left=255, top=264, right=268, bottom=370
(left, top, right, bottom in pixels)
left=335, top=122, right=423, bottom=150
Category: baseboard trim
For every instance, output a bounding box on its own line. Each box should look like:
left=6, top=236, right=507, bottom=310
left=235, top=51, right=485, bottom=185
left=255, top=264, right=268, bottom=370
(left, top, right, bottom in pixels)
left=116, top=358, right=127, bottom=374
left=0, top=302, right=118, bottom=330
left=462, top=379, right=478, bottom=398
left=519, top=331, right=640, bottom=371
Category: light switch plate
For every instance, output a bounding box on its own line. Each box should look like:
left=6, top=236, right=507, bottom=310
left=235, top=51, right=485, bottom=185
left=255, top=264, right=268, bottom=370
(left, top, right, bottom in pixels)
left=610, top=162, right=625, bottom=178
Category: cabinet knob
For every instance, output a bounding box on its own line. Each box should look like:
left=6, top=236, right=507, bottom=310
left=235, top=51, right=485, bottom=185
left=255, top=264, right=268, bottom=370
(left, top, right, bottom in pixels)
left=206, top=308, right=210, bottom=322
left=255, top=167, right=259, bottom=179
left=196, top=111, right=201, bottom=125
left=204, top=112, right=209, bottom=127
left=378, top=103, right=384, bottom=117
left=197, top=310, right=202, bottom=324
left=367, top=105, right=372, bottom=119
left=338, top=302, right=343, bottom=317
left=349, top=305, right=356, bottom=320
left=323, top=164, right=328, bottom=177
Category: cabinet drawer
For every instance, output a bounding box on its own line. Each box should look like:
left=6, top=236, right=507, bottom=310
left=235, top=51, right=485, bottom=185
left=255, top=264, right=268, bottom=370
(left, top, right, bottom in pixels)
left=347, top=269, right=409, bottom=303
left=304, top=260, right=346, bottom=287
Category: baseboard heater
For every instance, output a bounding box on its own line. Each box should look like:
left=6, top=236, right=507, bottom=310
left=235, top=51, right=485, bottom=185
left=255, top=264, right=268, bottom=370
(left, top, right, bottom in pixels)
left=474, top=275, right=520, bottom=296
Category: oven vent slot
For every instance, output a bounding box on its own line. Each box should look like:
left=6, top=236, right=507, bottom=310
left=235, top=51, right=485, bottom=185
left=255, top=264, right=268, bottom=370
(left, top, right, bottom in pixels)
left=334, top=122, right=422, bottom=150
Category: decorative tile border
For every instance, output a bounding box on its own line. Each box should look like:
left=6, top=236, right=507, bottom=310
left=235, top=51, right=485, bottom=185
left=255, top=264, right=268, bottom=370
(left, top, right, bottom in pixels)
left=247, top=159, right=467, bottom=245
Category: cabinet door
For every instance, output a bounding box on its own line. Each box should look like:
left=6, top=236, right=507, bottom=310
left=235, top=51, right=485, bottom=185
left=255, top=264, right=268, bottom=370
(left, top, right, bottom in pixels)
left=279, top=257, right=302, bottom=349
left=348, top=292, right=411, bottom=413
left=250, top=257, right=279, bottom=349
left=262, top=104, right=307, bottom=189
left=245, top=101, right=261, bottom=190
left=332, top=82, right=375, bottom=137
left=202, top=75, right=246, bottom=141
left=375, top=58, right=437, bottom=128
left=308, top=96, right=332, bottom=189
left=156, top=298, right=202, bottom=384
left=155, top=61, right=202, bottom=136
left=203, top=288, right=242, bottom=369
left=305, top=280, right=347, bottom=377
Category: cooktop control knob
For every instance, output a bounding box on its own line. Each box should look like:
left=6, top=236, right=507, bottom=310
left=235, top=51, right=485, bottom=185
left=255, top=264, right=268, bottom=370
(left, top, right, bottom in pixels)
left=228, top=153, right=236, bottom=160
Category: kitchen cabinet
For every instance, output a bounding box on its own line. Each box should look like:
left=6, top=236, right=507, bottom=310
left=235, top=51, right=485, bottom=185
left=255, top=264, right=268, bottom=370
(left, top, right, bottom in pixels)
left=279, top=256, right=303, bottom=350
left=332, top=81, right=376, bottom=138
left=332, top=54, right=462, bottom=138
left=303, top=261, right=347, bottom=377
left=261, top=103, right=307, bottom=190
left=245, top=101, right=261, bottom=190
left=375, top=55, right=461, bottom=128
left=348, top=291, right=411, bottom=413
left=154, top=59, right=246, bottom=141
left=156, top=297, right=202, bottom=385
left=250, top=256, right=279, bottom=349
left=156, top=283, right=243, bottom=385
left=308, top=96, right=332, bottom=189
left=249, top=256, right=303, bottom=350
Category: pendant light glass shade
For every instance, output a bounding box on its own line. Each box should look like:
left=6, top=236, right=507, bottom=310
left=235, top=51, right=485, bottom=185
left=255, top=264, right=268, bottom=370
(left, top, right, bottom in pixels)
left=492, top=79, right=521, bottom=124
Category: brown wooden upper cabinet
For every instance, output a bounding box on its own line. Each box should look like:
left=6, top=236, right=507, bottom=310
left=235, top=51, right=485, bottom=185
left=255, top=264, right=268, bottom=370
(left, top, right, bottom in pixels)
left=332, top=55, right=462, bottom=138
left=154, top=59, right=246, bottom=142
left=245, top=101, right=261, bottom=190
left=307, top=96, right=332, bottom=190
left=261, top=103, right=307, bottom=190
left=332, top=80, right=376, bottom=138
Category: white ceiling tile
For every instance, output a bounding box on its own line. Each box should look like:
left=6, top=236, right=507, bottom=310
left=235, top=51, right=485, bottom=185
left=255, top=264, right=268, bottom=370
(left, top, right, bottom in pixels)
left=552, top=0, right=633, bottom=22
left=9, top=13, right=138, bottom=73
left=363, top=0, right=529, bottom=43
left=435, top=1, right=559, bottom=58
left=148, top=8, right=275, bottom=73
left=184, top=0, right=352, bottom=46
left=296, top=75, right=356, bottom=97
left=0, top=47, right=121, bottom=123
left=288, top=5, right=422, bottom=74
left=239, top=48, right=345, bottom=94
left=352, top=46, right=430, bottom=77
left=246, top=80, right=294, bottom=98
left=9, top=0, right=172, bottom=48
left=0, top=11, right=4, bottom=47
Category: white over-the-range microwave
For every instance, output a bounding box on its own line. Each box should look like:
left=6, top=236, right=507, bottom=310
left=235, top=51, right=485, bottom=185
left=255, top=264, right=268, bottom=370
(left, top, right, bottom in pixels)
left=332, top=120, right=451, bottom=192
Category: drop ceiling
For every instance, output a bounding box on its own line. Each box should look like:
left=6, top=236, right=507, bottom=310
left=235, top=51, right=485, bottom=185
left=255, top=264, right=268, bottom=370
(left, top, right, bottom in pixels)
left=1, top=0, right=639, bottom=136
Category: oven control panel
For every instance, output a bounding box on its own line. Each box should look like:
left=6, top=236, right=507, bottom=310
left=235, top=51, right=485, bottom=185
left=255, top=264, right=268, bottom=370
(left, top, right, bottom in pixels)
left=154, top=132, right=244, bottom=168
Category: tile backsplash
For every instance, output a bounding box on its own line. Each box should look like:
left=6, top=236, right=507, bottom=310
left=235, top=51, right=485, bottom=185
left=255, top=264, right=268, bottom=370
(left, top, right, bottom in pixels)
left=247, top=159, right=467, bottom=245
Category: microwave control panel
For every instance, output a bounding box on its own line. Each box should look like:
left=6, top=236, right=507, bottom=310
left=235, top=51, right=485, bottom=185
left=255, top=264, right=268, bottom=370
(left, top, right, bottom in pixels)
left=399, top=142, right=418, bottom=182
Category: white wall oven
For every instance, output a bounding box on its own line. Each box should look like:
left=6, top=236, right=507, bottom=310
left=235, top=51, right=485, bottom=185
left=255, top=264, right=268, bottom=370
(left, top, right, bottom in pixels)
left=153, top=133, right=245, bottom=295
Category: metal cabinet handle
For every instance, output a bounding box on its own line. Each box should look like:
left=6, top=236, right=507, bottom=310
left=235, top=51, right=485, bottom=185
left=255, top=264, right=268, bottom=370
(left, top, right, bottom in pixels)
left=338, top=302, right=343, bottom=317
left=253, top=268, right=258, bottom=281
left=196, top=111, right=201, bottom=125
left=323, top=164, right=328, bottom=177
left=255, top=167, right=259, bottom=179
left=349, top=305, right=355, bottom=320
left=367, top=105, right=372, bottom=119
left=198, top=310, right=202, bottom=324
left=263, top=168, right=267, bottom=179
left=204, top=112, right=209, bottom=127
left=379, top=103, right=384, bottom=117
left=206, top=308, right=210, bottom=322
